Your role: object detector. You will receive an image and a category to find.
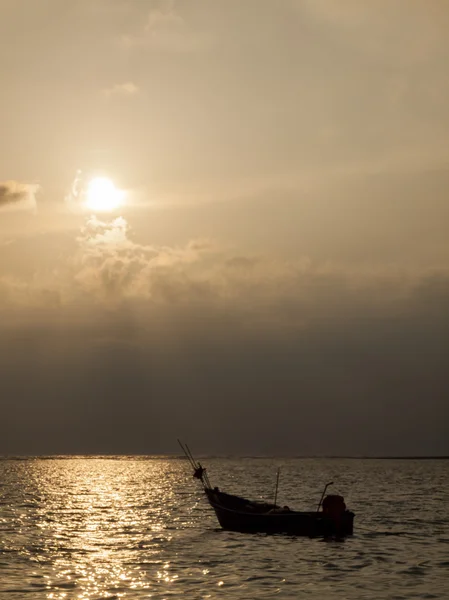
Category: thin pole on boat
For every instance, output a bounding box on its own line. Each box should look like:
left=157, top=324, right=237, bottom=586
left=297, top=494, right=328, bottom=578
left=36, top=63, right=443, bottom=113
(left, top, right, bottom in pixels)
left=273, top=467, right=280, bottom=507
left=316, top=481, right=333, bottom=512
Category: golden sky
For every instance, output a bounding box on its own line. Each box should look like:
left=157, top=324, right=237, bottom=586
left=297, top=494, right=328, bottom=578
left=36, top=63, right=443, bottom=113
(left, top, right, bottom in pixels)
left=1, top=0, right=448, bottom=455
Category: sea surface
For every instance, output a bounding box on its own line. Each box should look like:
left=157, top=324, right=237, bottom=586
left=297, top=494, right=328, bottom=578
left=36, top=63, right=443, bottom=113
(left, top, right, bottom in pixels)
left=0, top=457, right=448, bottom=599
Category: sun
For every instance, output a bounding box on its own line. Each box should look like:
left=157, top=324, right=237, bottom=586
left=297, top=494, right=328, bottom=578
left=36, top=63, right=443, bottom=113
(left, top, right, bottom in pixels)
left=85, top=177, right=123, bottom=212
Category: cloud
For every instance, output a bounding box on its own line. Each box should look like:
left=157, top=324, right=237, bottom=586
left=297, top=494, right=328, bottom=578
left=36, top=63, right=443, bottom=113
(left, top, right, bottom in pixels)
left=2, top=210, right=448, bottom=329
left=68, top=215, right=213, bottom=303
left=103, top=81, right=139, bottom=97
left=1, top=239, right=448, bottom=455
left=1, top=214, right=448, bottom=455
left=121, top=1, right=213, bottom=52
left=0, top=180, right=39, bottom=212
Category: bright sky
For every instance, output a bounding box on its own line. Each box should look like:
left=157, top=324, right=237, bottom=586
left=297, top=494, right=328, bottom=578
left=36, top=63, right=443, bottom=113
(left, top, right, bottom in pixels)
left=1, top=0, right=448, bottom=455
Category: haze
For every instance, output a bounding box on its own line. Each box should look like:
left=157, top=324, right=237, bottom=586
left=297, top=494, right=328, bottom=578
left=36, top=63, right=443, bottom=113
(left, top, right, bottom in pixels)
left=1, top=0, right=448, bottom=456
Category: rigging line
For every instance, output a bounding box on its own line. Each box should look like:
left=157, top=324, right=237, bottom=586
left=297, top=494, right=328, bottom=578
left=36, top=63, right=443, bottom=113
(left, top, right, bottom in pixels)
left=185, top=443, right=199, bottom=468
left=177, top=439, right=197, bottom=470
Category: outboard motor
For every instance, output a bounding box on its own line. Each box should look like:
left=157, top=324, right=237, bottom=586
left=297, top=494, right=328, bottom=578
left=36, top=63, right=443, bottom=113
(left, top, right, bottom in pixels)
left=322, top=494, right=347, bottom=535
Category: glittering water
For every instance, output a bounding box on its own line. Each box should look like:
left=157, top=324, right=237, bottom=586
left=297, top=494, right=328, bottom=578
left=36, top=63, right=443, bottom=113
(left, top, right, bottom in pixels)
left=1, top=457, right=448, bottom=599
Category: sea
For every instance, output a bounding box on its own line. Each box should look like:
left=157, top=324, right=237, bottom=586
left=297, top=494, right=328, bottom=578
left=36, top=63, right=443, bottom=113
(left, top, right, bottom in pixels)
left=0, top=457, right=448, bottom=599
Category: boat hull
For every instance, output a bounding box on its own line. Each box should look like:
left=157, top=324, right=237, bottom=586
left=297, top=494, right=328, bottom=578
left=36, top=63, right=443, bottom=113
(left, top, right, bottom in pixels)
left=205, top=488, right=354, bottom=537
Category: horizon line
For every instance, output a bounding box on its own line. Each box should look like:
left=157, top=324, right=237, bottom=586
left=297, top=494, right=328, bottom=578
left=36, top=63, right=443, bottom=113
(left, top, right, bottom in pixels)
left=1, top=454, right=448, bottom=460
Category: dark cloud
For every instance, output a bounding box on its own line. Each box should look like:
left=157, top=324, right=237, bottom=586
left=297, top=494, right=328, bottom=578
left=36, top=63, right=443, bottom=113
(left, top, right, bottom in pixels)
left=1, top=278, right=448, bottom=456
left=0, top=182, right=27, bottom=206
left=0, top=221, right=448, bottom=456
left=0, top=181, right=38, bottom=211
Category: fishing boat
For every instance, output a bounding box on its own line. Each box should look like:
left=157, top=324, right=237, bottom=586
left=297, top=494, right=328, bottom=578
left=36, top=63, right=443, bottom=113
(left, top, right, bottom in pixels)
left=179, top=441, right=355, bottom=537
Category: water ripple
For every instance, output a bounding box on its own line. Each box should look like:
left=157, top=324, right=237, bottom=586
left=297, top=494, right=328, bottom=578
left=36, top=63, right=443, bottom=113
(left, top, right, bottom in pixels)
left=0, top=457, right=448, bottom=599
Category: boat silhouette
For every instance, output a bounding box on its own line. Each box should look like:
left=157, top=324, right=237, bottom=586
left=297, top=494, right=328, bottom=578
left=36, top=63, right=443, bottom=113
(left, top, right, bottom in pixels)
left=179, top=441, right=355, bottom=537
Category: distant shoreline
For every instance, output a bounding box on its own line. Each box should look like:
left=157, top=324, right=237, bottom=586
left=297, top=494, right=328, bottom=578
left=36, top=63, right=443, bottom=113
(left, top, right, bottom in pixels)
left=307, top=455, right=449, bottom=460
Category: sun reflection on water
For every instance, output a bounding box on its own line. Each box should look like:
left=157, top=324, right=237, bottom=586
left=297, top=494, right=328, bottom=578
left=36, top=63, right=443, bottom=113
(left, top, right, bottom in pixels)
left=2, top=459, right=197, bottom=599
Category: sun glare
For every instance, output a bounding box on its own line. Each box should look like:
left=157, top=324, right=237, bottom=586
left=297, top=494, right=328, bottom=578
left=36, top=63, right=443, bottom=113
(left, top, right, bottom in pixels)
left=85, top=177, right=123, bottom=212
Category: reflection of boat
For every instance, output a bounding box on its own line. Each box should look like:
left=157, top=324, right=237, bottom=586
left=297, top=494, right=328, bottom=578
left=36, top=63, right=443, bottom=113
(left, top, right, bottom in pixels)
left=179, top=441, right=355, bottom=537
